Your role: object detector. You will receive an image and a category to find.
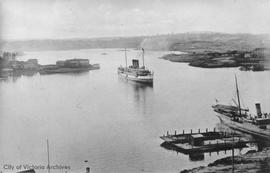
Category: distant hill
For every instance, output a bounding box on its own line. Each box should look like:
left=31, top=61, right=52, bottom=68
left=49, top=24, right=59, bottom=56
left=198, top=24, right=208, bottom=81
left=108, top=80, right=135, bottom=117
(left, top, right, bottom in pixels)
left=141, top=32, right=270, bottom=52
left=0, top=37, right=145, bottom=51
left=1, top=32, right=269, bottom=52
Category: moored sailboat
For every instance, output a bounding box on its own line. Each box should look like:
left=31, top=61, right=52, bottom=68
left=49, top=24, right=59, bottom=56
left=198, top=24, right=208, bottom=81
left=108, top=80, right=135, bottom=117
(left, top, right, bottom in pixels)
left=212, top=75, right=270, bottom=142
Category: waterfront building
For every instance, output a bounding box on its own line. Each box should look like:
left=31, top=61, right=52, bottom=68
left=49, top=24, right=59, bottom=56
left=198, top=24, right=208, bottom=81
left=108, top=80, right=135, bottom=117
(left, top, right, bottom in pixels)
left=65, top=59, right=90, bottom=68
left=56, top=60, right=66, bottom=67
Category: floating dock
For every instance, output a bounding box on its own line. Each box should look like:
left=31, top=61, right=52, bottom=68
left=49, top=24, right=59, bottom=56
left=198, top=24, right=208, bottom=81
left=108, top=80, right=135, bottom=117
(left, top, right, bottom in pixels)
left=160, top=128, right=253, bottom=154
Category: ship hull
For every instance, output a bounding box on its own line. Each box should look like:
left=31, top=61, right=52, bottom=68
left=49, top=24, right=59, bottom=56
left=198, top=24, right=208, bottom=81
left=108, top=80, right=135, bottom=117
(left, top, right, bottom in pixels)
left=118, top=71, right=153, bottom=84
left=216, top=113, right=270, bottom=141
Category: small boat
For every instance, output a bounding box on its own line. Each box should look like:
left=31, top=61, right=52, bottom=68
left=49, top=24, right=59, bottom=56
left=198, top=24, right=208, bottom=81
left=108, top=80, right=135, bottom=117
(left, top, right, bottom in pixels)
left=212, top=75, right=270, bottom=142
left=117, top=48, right=154, bottom=84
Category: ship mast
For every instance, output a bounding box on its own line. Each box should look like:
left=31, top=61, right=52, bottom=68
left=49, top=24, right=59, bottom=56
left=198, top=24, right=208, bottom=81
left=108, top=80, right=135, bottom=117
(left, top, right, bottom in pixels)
left=142, top=48, right=145, bottom=68
left=125, top=48, right=127, bottom=68
left=47, top=139, right=51, bottom=173
left=235, top=75, right=241, bottom=116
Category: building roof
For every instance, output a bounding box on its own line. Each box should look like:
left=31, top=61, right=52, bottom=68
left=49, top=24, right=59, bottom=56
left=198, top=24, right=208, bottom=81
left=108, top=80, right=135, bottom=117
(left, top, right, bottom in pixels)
left=191, top=134, right=204, bottom=138
left=66, top=58, right=89, bottom=61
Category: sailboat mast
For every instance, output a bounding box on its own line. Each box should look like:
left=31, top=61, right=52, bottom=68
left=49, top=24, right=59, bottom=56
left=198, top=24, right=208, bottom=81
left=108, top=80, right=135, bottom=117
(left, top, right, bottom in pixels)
left=125, top=48, right=127, bottom=68
left=235, top=75, right=241, bottom=115
left=142, top=48, right=145, bottom=67
left=47, top=139, right=51, bottom=173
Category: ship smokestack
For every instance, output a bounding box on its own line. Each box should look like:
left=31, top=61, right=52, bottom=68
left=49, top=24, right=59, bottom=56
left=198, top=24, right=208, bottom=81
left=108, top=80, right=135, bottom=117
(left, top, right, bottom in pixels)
left=255, top=103, right=262, bottom=118
left=132, top=59, right=139, bottom=68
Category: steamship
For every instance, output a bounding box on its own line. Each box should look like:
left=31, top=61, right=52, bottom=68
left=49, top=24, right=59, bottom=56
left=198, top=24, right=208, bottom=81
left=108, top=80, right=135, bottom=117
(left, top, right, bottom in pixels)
left=117, top=48, right=154, bottom=84
left=212, top=75, right=270, bottom=141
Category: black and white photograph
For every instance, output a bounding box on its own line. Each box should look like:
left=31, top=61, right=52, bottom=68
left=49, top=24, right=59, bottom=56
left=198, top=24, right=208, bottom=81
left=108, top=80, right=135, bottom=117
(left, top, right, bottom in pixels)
left=1, top=0, right=270, bottom=173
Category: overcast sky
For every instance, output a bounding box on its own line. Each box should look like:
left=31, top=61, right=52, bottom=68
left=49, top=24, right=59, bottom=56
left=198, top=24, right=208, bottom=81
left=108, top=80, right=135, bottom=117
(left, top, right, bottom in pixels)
left=1, top=0, right=270, bottom=40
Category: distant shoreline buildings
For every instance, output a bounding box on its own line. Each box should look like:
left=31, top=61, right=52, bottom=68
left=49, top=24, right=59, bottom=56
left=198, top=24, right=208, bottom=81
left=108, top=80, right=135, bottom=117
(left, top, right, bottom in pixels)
left=0, top=52, right=99, bottom=77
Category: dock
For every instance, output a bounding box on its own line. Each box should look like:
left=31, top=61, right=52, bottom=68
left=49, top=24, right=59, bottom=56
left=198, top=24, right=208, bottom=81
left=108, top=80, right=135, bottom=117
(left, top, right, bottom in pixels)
left=160, top=128, right=253, bottom=154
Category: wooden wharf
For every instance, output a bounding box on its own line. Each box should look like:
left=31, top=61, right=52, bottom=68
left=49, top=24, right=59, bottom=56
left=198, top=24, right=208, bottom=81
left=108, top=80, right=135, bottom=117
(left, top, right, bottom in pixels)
left=160, top=128, right=254, bottom=154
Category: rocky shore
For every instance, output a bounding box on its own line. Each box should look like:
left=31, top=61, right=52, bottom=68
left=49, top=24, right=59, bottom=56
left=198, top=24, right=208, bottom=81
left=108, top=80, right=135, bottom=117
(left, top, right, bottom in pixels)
left=161, top=48, right=270, bottom=70
left=161, top=52, right=237, bottom=68
left=181, top=148, right=270, bottom=173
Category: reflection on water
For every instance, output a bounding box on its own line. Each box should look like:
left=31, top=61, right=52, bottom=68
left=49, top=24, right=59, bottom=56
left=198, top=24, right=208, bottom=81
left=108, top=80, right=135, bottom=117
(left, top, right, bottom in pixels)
left=189, top=153, right=205, bottom=161
left=0, top=71, right=38, bottom=83
left=132, top=83, right=152, bottom=111
left=1, top=49, right=270, bottom=173
left=2, top=70, right=38, bottom=77
left=160, top=141, right=249, bottom=162
left=118, top=77, right=154, bottom=116
left=0, top=70, right=96, bottom=84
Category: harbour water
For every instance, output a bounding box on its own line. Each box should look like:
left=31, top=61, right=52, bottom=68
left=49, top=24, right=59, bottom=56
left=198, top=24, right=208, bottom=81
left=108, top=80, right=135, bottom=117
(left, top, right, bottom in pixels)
left=1, top=49, right=270, bottom=173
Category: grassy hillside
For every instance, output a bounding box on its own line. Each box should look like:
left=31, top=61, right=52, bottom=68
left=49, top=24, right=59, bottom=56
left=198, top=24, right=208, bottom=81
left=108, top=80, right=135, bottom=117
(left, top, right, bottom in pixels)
left=141, top=32, right=270, bottom=52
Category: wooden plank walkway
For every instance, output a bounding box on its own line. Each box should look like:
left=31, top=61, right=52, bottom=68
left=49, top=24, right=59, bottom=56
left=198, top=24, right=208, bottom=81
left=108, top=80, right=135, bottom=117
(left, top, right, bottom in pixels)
left=160, top=128, right=255, bottom=154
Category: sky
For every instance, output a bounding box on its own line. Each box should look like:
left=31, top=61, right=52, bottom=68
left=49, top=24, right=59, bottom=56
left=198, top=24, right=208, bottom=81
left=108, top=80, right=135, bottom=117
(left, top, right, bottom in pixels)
left=1, top=0, right=270, bottom=40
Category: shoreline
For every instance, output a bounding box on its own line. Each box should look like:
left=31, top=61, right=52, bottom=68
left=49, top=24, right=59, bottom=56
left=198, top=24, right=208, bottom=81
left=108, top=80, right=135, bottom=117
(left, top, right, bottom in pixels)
left=0, top=55, right=100, bottom=77
left=161, top=48, right=269, bottom=71
left=181, top=148, right=270, bottom=173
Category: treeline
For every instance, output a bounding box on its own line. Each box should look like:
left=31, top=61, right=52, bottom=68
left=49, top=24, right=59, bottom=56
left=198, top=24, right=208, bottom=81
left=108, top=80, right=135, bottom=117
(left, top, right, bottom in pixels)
left=1, top=32, right=269, bottom=52
left=0, top=37, right=145, bottom=51
left=141, top=32, right=270, bottom=52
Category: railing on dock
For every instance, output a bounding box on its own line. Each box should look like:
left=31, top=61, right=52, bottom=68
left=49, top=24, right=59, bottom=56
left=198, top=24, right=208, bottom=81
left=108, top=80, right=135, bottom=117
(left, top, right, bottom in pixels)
left=160, top=127, right=255, bottom=154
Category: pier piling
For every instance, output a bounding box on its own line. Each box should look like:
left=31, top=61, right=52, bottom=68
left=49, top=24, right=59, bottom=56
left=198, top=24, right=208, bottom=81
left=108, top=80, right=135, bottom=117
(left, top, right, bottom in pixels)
left=160, top=127, right=251, bottom=155
left=86, top=167, right=90, bottom=173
